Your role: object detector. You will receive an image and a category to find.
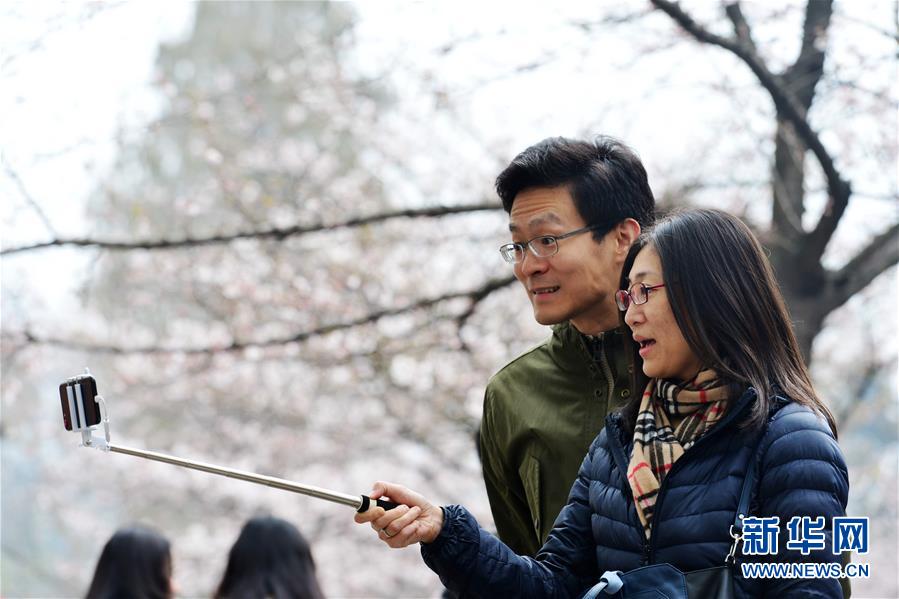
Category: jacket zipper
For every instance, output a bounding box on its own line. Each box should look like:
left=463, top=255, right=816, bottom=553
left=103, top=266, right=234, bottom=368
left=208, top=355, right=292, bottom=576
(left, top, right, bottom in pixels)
left=604, top=414, right=652, bottom=562
left=598, top=334, right=616, bottom=408
left=646, top=392, right=756, bottom=563
left=605, top=390, right=756, bottom=565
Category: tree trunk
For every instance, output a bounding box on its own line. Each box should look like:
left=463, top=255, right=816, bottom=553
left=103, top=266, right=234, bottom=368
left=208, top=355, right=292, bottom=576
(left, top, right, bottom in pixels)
left=780, top=285, right=825, bottom=363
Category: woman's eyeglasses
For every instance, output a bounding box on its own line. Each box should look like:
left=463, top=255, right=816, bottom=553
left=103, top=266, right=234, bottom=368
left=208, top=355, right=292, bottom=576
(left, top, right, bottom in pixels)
left=615, top=283, right=665, bottom=311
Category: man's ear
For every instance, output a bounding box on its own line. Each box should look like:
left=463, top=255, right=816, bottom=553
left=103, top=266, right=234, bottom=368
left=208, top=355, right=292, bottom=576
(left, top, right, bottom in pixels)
left=613, top=218, right=641, bottom=257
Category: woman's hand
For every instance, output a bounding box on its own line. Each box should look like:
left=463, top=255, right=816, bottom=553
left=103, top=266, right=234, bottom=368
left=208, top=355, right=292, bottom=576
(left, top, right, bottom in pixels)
left=353, top=481, right=444, bottom=548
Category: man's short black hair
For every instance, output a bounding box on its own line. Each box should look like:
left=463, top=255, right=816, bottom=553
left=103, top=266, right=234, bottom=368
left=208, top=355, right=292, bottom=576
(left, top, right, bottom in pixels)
left=495, top=136, right=655, bottom=235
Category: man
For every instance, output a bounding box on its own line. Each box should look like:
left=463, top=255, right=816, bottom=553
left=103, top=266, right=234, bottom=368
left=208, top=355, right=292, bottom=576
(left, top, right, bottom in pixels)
left=480, top=136, right=655, bottom=556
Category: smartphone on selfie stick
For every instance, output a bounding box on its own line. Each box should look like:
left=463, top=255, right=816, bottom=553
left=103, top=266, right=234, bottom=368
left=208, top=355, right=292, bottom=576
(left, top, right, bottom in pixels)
left=59, top=368, right=397, bottom=514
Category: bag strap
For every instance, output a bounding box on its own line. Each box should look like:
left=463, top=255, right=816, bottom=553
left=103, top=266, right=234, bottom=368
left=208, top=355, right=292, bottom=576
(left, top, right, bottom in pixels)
left=725, top=429, right=767, bottom=564
left=734, top=436, right=761, bottom=530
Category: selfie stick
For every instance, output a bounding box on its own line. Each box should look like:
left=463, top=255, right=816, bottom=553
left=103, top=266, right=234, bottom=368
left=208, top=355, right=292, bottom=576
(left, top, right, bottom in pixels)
left=60, top=369, right=397, bottom=513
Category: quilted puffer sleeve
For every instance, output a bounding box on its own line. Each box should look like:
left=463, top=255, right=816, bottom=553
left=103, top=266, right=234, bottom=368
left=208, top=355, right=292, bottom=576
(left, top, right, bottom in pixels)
left=420, top=434, right=606, bottom=598
left=752, top=404, right=849, bottom=599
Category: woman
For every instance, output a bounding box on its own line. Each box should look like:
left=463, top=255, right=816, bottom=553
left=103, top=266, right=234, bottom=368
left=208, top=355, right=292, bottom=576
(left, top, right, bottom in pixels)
left=213, top=515, right=324, bottom=599
left=355, top=209, right=848, bottom=598
left=85, top=525, right=174, bottom=599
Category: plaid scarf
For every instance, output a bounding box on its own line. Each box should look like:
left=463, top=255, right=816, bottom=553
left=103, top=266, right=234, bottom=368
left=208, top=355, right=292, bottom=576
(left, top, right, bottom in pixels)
left=626, top=369, right=730, bottom=539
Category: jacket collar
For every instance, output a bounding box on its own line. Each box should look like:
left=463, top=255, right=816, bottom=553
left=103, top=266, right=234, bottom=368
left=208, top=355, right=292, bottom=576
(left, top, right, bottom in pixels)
left=549, top=321, right=630, bottom=378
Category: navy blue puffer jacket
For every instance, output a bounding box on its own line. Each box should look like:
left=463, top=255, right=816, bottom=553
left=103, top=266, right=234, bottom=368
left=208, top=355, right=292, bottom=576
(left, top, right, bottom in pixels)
left=422, top=390, right=848, bottom=598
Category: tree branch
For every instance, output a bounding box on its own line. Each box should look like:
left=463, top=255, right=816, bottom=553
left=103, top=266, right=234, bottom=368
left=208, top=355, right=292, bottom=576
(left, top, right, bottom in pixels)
left=724, top=3, right=757, bottom=52
left=455, top=274, right=519, bottom=350
left=785, top=0, right=831, bottom=107
left=650, top=0, right=852, bottom=259
left=770, top=1, right=832, bottom=244
left=569, top=7, right=653, bottom=30
left=832, top=358, right=885, bottom=429
left=12, top=275, right=517, bottom=354
left=826, top=222, right=899, bottom=311
left=833, top=7, right=899, bottom=44
left=1, top=203, right=502, bottom=256
left=2, top=156, right=57, bottom=236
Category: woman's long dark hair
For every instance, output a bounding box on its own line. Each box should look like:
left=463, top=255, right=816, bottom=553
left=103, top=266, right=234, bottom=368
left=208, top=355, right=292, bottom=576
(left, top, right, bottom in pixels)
left=619, top=208, right=837, bottom=437
left=85, top=525, right=172, bottom=599
left=214, top=516, right=324, bottom=599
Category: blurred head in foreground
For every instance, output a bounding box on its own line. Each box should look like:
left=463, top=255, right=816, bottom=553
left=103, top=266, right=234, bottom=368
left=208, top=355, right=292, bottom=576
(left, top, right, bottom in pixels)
left=85, top=524, right=173, bottom=599
left=214, top=515, right=324, bottom=599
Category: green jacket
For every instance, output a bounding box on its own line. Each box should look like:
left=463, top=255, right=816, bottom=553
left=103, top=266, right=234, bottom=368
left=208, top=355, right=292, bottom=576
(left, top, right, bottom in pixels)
left=479, top=321, right=632, bottom=556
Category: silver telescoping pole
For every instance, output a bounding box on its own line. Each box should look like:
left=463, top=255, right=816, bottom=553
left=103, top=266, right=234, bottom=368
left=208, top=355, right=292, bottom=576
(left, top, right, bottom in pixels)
left=60, top=370, right=397, bottom=514
left=107, top=443, right=365, bottom=509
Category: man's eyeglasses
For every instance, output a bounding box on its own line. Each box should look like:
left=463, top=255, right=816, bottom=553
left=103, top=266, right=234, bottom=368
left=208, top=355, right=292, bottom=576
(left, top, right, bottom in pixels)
left=615, top=283, right=665, bottom=311
left=499, top=224, right=602, bottom=264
